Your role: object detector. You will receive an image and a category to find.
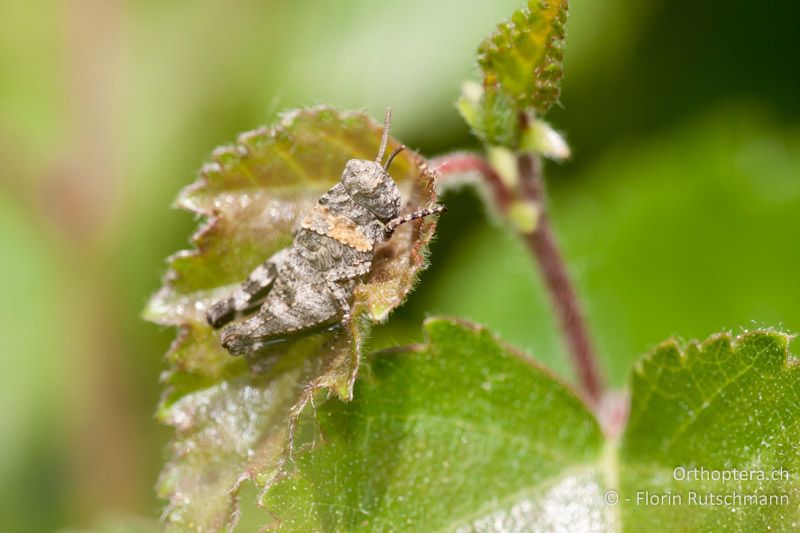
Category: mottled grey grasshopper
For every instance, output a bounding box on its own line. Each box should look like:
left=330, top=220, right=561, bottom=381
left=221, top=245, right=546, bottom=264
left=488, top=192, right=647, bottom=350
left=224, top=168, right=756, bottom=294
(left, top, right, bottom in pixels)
left=207, top=108, right=445, bottom=355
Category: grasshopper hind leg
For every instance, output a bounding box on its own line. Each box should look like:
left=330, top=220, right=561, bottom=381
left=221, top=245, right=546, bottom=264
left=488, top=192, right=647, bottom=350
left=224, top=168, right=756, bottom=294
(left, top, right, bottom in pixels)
left=206, top=248, right=290, bottom=328
left=219, top=275, right=348, bottom=356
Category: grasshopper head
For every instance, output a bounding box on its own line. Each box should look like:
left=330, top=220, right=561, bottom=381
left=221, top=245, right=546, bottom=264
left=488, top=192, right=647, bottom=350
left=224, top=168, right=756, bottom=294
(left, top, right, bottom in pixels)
left=341, top=159, right=401, bottom=222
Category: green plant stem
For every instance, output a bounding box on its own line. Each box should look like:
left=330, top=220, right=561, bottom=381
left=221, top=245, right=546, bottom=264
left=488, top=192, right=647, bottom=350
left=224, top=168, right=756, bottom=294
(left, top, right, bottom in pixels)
left=433, top=152, right=604, bottom=407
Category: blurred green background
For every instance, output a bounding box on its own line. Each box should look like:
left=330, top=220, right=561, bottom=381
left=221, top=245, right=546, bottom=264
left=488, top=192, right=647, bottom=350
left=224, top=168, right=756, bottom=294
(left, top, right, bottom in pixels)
left=1, top=0, right=798, bottom=530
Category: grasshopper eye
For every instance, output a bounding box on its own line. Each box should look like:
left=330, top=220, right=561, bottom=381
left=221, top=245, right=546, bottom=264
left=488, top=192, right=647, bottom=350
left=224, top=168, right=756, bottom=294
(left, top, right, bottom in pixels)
left=351, top=185, right=379, bottom=202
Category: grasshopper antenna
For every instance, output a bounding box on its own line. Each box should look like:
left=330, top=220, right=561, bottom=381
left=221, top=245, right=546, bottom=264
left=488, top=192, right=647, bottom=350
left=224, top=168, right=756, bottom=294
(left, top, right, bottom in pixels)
left=384, top=145, right=405, bottom=170
left=376, top=107, right=392, bottom=164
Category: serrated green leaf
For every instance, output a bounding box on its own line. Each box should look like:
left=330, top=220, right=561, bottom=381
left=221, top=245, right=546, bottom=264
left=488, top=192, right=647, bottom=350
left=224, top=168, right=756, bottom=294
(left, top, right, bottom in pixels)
left=144, top=107, right=440, bottom=530
left=478, top=0, right=568, bottom=113
left=458, top=1, right=569, bottom=148
left=263, top=324, right=799, bottom=531
left=264, top=318, right=610, bottom=531
left=618, top=330, right=800, bottom=530
left=456, top=82, right=520, bottom=148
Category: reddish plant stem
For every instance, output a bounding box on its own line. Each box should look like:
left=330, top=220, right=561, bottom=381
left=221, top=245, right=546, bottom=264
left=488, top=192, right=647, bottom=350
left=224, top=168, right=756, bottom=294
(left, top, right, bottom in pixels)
left=431, top=152, right=513, bottom=211
left=433, top=151, right=604, bottom=407
left=517, top=154, right=604, bottom=406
